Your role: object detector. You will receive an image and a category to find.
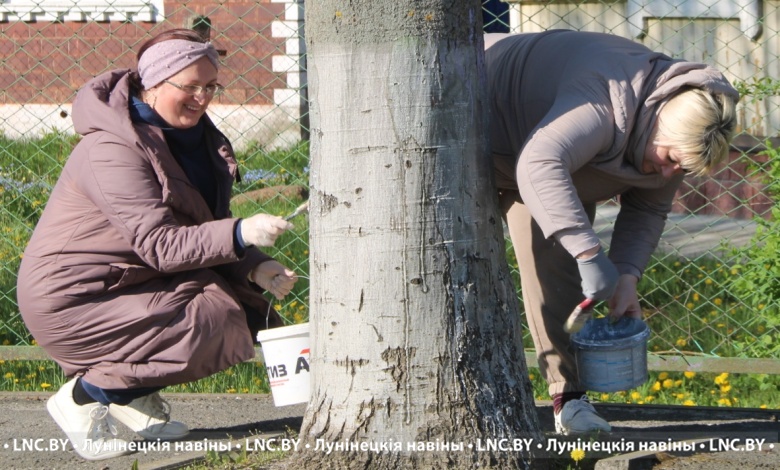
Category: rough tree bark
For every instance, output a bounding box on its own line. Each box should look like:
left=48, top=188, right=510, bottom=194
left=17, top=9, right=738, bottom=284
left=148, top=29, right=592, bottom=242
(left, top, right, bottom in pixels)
left=293, top=1, right=543, bottom=468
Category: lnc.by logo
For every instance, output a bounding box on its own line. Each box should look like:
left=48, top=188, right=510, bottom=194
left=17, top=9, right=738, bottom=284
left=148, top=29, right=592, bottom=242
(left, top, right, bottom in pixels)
left=267, top=348, right=310, bottom=379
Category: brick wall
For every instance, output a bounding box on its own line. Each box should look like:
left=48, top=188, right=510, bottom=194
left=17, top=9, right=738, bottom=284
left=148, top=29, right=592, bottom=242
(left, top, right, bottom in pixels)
left=0, top=1, right=286, bottom=106
left=0, top=0, right=306, bottom=149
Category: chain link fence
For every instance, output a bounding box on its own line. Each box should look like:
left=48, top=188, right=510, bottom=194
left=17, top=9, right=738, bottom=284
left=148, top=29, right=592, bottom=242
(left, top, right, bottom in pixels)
left=1, top=1, right=779, bottom=374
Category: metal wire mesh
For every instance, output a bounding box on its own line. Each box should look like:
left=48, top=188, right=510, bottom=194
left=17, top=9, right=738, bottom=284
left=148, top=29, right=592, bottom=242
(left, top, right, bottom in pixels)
left=0, top=1, right=778, bottom=372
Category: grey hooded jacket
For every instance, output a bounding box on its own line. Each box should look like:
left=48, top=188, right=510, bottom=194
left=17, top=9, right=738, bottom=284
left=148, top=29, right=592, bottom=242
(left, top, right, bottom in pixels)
left=485, top=30, right=739, bottom=277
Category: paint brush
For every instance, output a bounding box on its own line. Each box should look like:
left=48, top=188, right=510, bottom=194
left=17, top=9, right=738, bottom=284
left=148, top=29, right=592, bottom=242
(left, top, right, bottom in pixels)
left=563, top=298, right=597, bottom=334
left=284, top=200, right=309, bottom=221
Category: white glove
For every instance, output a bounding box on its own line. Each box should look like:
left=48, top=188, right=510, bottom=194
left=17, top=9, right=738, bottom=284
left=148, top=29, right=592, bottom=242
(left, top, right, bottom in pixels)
left=249, top=260, right=298, bottom=300
left=240, top=214, right=292, bottom=247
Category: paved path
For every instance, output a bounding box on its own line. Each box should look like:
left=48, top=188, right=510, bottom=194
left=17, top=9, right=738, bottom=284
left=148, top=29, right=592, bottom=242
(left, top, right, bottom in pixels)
left=1, top=392, right=777, bottom=469
left=593, top=203, right=757, bottom=258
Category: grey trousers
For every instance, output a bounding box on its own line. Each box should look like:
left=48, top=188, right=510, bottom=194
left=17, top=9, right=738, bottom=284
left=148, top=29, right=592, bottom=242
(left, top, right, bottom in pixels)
left=495, top=158, right=596, bottom=396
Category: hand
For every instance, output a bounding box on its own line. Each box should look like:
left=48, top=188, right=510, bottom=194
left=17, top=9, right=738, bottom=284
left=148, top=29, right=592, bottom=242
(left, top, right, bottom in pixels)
left=607, top=274, right=643, bottom=321
left=249, top=260, right=298, bottom=300
left=576, top=248, right=619, bottom=301
left=240, top=214, right=292, bottom=247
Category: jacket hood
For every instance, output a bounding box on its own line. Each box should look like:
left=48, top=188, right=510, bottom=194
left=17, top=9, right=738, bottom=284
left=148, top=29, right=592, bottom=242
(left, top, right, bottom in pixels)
left=628, top=61, right=740, bottom=170
left=72, top=69, right=137, bottom=142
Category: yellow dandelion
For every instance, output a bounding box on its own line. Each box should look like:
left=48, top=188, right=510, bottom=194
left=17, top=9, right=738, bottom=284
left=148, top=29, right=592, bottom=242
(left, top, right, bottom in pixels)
left=290, top=301, right=298, bottom=308
left=686, top=302, right=694, bottom=309
left=676, top=393, right=686, bottom=399
left=683, top=400, right=696, bottom=406
left=38, top=366, right=46, bottom=371
left=631, top=391, right=641, bottom=400
left=675, top=338, right=687, bottom=347
left=601, top=393, right=610, bottom=401
left=274, top=304, right=282, bottom=311
left=760, top=405, right=767, bottom=409
left=528, top=373, right=535, bottom=380
left=571, top=448, right=586, bottom=462
left=714, top=373, right=729, bottom=385
left=684, top=371, right=696, bottom=379
left=0, top=360, right=4, bottom=365
left=662, top=379, right=674, bottom=389
left=718, top=398, right=732, bottom=406
left=674, top=380, right=683, bottom=387
left=705, top=278, right=713, bottom=285
left=757, top=325, right=766, bottom=333
left=720, top=384, right=732, bottom=393
left=714, top=298, right=723, bottom=306
left=226, top=388, right=237, bottom=393
left=693, top=293, right=700, bottom=302
left=4, top=372, right=14, bottom=379
left=40, top=383, right=51, bottom=389
left=658, top=372, right=669, bottom=380
left=644, top=396, right=655, bottom=403
left=651, top=381, right=661, bottom=392
left=31, top=339, right=37, bottom=345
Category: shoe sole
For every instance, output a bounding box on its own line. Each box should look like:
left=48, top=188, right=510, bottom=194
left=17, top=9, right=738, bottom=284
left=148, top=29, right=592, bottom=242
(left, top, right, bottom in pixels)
left=136, top=427, right=190, bottom=441
left=109, top=407, right=189, bottom=441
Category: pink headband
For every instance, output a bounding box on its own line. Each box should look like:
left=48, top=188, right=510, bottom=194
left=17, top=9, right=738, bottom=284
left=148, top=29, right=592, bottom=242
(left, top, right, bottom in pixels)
left=137, top=39, right=220, bottom=90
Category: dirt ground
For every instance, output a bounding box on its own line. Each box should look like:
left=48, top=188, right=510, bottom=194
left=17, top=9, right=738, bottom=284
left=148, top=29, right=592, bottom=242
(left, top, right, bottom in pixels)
left=0, top=392, right=777, bottom=469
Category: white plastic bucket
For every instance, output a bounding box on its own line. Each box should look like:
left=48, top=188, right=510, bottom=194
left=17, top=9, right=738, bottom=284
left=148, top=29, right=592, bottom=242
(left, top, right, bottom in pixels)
left=256, top=322, right=310, bottom=406
left=571, top=317, right=650, bottom=392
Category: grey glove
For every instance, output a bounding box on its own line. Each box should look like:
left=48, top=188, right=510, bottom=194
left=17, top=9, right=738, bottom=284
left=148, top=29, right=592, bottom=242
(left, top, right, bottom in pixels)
left=576, top=248, right=619, bottom=301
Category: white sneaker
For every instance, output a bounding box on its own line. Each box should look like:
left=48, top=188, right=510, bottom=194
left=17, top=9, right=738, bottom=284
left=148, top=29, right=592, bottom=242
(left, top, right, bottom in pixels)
left=109, top=392, right=189, bottom=440
left=554, top=395, right=611, bottom=435
left=47, top=378, right=131, bottom=460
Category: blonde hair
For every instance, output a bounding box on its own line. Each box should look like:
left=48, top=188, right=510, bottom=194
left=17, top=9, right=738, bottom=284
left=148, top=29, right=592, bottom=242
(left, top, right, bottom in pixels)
left=654, top=88, right=737, bottom=175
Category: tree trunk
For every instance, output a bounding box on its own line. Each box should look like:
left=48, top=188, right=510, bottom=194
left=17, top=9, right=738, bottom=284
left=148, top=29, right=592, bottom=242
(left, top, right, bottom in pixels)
left=295, top=1, right=542, bottom=468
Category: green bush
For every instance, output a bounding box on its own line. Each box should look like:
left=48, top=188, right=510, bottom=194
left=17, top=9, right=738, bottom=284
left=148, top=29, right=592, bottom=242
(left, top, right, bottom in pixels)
left=728, top=141, right=780, bottom=314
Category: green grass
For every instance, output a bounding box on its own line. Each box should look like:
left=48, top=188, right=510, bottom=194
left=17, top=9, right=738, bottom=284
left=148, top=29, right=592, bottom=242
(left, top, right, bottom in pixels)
left=524, top=368, right=780, bottom=410
left=1, top=133, right=779, bottom=417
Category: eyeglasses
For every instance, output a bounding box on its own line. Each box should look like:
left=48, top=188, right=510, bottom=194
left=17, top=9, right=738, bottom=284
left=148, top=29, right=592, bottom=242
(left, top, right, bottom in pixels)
left=164, top=80, right=225, bottom=97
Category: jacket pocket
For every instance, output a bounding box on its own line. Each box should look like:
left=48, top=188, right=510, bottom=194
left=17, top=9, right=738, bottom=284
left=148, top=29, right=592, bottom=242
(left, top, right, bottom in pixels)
left=105, top=263, right=144, bottom=291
